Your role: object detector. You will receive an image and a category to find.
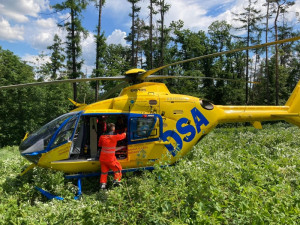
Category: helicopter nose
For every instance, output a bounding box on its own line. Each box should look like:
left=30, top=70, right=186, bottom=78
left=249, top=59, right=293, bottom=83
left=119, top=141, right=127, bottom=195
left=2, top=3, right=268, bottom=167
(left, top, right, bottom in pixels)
left=19, top=138, right=44, bottom=164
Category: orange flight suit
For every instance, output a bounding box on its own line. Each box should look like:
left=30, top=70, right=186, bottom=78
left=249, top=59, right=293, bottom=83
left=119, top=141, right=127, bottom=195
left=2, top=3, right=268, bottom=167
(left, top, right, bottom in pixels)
left=98, top=132, right=126, bottom=184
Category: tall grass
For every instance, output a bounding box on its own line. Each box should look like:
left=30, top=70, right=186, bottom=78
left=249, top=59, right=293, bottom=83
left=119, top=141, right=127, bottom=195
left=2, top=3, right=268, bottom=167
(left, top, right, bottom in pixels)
left=0, top=123, right=300, bottom=224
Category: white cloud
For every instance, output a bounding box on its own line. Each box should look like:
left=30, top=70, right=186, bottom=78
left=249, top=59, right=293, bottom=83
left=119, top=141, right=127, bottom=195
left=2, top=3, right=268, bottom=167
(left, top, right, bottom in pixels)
left=134, top=0, right=232, bottom=32
left=159, top=0, right=208, bottom=30
left=112, top=0, right=299, bottom=33
left=0, top=0, right=49, bottom=23
left=25, top=17, right=66, bottom=50
left=105, top=0, right=130, bottom=17
left=106, top=29, right=128, bottom=46
left=22, top=53, right=50, bottom=65
left=0, top=17, right=24, bottom=41
left=82, top=32, right=96, bottom=74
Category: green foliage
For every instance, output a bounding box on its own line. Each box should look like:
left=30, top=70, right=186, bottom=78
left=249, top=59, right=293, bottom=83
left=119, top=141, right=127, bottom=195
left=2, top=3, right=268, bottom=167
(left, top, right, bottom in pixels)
left=47, top=34, right=66, bottom=80
left=0, top=48, right=72, bottom=147
left=1, top=124, right=300, bottom=224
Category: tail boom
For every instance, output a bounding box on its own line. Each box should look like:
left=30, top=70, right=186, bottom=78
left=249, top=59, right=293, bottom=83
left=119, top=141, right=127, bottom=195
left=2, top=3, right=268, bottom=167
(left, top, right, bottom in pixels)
left=217, top=81, right=300, bottom=127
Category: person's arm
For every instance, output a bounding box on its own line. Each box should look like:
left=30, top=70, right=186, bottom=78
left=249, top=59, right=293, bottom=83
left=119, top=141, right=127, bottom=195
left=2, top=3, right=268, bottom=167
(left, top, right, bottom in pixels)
left=116, top=132, right=126, bottom=141
left=98, top=136, right=103, bottom=147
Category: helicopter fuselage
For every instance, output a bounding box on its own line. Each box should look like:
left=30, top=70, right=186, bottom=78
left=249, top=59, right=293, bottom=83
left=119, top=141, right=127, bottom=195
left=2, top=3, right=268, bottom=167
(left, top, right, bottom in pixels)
left=19, top=81, right=300, bottom=174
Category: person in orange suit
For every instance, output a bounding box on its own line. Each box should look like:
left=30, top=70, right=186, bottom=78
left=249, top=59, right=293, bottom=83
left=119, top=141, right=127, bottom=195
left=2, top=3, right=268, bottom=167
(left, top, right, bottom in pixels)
left=98, top=123, right=126, bottom=190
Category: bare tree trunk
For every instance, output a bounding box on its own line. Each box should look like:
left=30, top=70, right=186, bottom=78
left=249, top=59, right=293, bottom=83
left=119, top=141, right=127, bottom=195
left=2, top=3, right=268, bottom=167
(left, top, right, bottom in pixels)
left=245, top=5, right=250, bottom=104
left=265, top=1, right=270, bottom=104
left=71, top=7, right=77, bottom=102
left=131, top=4, right=135, bottom=67
left=95, top=0, right=103, bottom=101
left=160, top=0, right=164, bottom=69
left=275, top=2, right=280, bottom=105
left=149, top=0, right=153, bottom=69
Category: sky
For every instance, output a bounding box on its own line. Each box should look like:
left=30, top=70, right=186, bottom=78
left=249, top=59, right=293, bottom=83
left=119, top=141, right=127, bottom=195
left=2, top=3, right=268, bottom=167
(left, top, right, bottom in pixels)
left=0, top=0, right=300, bottom=75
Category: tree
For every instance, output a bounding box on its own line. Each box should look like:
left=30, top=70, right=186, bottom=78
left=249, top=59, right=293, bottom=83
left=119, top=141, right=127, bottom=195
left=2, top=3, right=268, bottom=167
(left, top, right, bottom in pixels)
left=0, top=47, right=72, bottom=147
left=273, top=0, right=295, bottom=105
left=52, top=0, right=88, bottom=102
left=156, top=0, right=170, bottom=68
left=47, top=34, right=66, bottom=80
left=262, top=0, right=276, bottom=104
left=208, top=21, right=238, bottom=104
left=169, top=24, right=210, bottom=98
left=127, top=0, right=141, bottom=68
left=147, top=0, right=158, bottom=69
left=93, top=0, right=106, bottom=101
left=101, top=44, right=131, bottom=96
left=135, top=18, right=148, bottom=68
left=233, top=0, right=264, bottom=104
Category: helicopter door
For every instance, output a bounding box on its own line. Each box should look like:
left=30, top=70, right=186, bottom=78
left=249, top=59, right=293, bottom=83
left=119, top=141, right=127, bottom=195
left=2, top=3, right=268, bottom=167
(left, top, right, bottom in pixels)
left=90, top=117, right=98, bottom=158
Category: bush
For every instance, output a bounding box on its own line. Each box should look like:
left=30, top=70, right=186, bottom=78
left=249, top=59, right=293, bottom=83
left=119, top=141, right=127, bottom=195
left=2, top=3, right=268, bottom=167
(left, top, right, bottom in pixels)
left=0, top=123, right=300, bottom=224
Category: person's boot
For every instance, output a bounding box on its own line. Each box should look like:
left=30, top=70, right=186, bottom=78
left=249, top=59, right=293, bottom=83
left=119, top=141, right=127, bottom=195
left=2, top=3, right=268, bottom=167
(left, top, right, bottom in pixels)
left=100, top=183, right=107, bottom=190
left=113, top=180, right=121, bottom=187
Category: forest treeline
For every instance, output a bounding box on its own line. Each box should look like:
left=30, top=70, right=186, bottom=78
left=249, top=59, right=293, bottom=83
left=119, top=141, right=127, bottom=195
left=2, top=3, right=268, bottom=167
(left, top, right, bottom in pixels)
left=0, top=0, right=300, bottom=147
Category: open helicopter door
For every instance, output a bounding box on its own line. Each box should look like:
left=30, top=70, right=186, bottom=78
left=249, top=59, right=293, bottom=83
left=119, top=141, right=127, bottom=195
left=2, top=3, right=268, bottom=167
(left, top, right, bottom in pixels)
left=70, top=114, right=130, bottom=160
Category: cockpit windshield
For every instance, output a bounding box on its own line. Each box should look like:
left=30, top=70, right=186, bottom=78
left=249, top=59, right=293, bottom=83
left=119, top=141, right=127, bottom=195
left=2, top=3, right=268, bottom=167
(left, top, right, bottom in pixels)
left=19, top=112, right=80, bottom=155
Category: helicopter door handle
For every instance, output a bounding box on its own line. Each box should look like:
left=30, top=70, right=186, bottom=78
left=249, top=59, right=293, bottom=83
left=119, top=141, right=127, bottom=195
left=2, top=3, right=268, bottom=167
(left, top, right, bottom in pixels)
left=154, top=140, right=171, bottom=145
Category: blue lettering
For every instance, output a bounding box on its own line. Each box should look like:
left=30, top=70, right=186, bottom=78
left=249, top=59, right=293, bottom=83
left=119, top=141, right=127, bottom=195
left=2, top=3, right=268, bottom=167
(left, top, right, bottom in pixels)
left=162, top=107, right=209, bottom=157
left=162, top=130, right=183, bottom=157
left=191, top=107, right=209, bottom=133
left=176, top=118, right=196, bottom=142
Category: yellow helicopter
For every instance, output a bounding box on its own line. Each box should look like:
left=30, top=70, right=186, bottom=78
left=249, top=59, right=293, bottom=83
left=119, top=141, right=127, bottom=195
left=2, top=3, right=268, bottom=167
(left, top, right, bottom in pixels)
left=1, top=36, right=300, bottom=198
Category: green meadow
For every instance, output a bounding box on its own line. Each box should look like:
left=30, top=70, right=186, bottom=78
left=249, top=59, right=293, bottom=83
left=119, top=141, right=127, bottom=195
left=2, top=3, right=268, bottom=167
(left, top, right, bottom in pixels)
left=1, top=123, right=300, bottom=224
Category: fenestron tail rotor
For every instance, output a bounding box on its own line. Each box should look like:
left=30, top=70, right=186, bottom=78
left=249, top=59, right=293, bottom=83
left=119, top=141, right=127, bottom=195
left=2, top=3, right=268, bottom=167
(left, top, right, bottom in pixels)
left=1, top=36, right=300, bottom=99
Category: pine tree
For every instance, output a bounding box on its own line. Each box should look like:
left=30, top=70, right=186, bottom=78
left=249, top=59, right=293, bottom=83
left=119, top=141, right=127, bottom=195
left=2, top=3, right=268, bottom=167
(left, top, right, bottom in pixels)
left=273, top=0, right=295, bottom=105
left=156, top=0, right=170, bottom=69
left=126, top=0, right=141, bottom=68
left=47, top=34, right=65, bottom=80
left=94, top=0, right=106, bottom=101
left=147, top=0, right=158, bottom=69
left=232, top=0, right=264, bottom=104
left=52, top=0, right=88, bottom=102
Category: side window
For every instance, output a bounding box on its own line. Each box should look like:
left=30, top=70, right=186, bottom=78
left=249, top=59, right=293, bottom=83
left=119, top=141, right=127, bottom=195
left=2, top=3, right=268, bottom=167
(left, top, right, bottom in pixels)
left=50, top=115, right=78, bottom=148
left=130, top=116, right=160, bottom=141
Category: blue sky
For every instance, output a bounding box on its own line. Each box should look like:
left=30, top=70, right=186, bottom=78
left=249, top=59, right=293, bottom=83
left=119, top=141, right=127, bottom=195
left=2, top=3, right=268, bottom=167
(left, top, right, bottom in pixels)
left=0, top=0, right=299, bottom=75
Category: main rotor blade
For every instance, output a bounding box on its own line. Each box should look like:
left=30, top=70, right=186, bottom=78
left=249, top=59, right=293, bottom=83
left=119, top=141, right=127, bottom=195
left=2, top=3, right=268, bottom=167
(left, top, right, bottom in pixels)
left=0, top=76, right=126, bottom=90
left=138, top=36, right=300, bottom=80
left=146, top=75, right=259, bottom=84
left=98, top=81, right=128, bottom=100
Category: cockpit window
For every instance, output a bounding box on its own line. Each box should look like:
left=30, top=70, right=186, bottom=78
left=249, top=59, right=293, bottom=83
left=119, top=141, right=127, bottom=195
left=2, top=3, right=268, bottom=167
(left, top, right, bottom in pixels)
left=50, top=114, right=78, bottom=148
left=20, top=112, right=80, bottom=154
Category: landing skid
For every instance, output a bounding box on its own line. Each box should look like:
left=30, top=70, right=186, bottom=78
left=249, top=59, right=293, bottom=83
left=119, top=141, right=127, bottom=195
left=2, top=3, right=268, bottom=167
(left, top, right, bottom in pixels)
left=35, top=166, right=158, bottom=200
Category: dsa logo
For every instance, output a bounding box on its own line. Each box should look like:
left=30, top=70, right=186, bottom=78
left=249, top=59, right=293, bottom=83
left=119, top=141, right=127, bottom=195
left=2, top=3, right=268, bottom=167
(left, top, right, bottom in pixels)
left=162, top=107, right=209, bottom=156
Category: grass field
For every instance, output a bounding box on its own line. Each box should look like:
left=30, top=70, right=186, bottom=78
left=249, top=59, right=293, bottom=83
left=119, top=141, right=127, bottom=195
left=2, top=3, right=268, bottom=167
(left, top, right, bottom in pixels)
left=1, top=123, right=300, bottom=224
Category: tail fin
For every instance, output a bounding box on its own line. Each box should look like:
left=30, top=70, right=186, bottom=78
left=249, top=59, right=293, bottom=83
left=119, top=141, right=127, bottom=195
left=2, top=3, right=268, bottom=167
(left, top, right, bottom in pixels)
left=285, top=80, right=300, bottom=127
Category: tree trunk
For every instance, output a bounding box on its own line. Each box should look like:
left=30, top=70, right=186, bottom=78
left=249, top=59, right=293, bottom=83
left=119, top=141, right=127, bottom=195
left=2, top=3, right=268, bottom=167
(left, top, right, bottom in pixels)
left=275, top=2, right=280, bottom=105
left=71, top=7, right=77, bottom=102
left=149, top=0, right=153, bottom=69
left=265, top=1, right=270, bottom=104
left=95, top=0, right=103, bottom=101
left=160, top=0, right=164, bottom=69
left=245, top=8, right=250, bottom=104
left=131, top=3, right=135, bottom=67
